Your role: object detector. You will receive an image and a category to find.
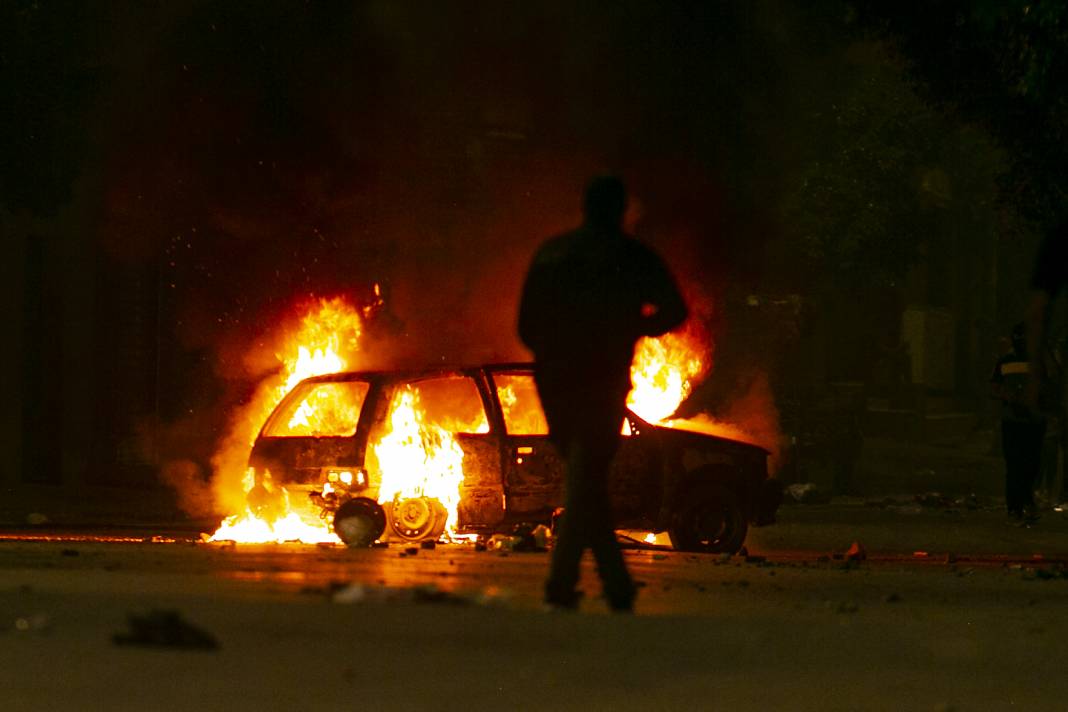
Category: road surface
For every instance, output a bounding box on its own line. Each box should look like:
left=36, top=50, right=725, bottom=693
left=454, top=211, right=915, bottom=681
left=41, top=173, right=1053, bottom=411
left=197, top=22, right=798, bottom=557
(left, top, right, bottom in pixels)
left=2, top=502, right=1068, bottom=711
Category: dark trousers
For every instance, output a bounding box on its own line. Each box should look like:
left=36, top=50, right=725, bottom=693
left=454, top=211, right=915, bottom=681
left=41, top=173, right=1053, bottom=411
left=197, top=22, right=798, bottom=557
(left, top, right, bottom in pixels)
left=1002, top=419, right=1046, bottom=514
left=536, top=372, right=635, bottom=610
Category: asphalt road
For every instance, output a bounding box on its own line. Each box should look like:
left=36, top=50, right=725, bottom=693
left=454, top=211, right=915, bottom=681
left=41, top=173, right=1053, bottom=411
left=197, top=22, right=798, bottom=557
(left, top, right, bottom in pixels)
left=2, top=503, right=1068, bottom=711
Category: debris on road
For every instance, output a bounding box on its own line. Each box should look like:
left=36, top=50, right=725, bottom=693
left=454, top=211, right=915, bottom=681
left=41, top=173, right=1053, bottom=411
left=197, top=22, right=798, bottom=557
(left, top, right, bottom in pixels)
left=112, top=610, right=218, bottom=651
left=13, top=613, right=51, bottom=634
left=331, top=582, right=510, bottom=607
left=845, top=541, right=867, bottom=561
left=784, top=483, right=831, bottom=504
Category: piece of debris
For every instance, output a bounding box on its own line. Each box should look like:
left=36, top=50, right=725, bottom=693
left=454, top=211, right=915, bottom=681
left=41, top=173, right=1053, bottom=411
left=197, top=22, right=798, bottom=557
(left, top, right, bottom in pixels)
left=474, top=541, right=487, bottom=552
left=60, top=549, right=79, bottom=557
left=845, top=541, right=867, bottom=561
left=25, top=513, right=48, bottom=526
left=785, top=483, right=831, bottom=504
left=404, top=546, right=419, bottom=556
left=420, top=540, right=436, bottom=550
left=884, top=592, right=902, bottom=603
left=112, top=610, right=218, bottom=650
left=745, top=555, right=766, bottom=564
left=835, top=601, right=859, bottom=614
left=487, top=534, right=523, bottom=552
left=652, top=553, right=668, bottom=561
left=913, top=551, right=929, bottom=559
left=331, top=582, right=493, bottom=607
left=531, top=525, right=552, bottom=549
left=13, top=613, right=50, bottom=633
left=372, top=541, right=389, bottom=549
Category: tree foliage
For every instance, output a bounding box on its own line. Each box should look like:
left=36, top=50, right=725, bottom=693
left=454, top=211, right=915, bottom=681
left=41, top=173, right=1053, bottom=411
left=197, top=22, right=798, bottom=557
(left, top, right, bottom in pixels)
left=852, top=0, right=1068, bottom=222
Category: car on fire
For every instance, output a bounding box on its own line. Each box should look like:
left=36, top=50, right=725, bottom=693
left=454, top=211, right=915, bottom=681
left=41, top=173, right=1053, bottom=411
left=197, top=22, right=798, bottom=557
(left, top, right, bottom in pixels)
left=249, top=364, right=781, bottom=553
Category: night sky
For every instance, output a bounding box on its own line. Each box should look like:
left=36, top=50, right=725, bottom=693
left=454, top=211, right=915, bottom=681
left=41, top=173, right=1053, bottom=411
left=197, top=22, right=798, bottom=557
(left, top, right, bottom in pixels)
left=4, top=1, right=1029, bottom=476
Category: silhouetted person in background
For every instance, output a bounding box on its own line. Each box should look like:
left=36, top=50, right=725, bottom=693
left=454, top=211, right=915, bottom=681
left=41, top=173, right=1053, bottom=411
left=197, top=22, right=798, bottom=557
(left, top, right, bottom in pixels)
left=1027, top=220, right=1067, bottom=504
left=518, top=176, right=688, bottom=611
left=992, top=322, right=1045, bottom=525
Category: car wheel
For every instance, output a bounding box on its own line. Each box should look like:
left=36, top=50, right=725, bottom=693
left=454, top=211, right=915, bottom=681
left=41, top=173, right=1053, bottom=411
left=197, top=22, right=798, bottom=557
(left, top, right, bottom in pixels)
left=668, top=484, right=748, bottom=554
left=333, top=497, right=386, bottom=547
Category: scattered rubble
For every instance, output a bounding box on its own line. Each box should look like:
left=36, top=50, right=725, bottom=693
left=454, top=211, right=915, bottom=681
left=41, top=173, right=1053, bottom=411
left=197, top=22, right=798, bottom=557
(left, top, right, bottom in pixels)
left=13, top=613, right=51, bottom=634
left=784, top=483, right=831, bottom=504
left=331, top=582, right=510, bottom=607
left=112, top=610, right=218, bottom=650
left=844, top=541, right=867, bottom=561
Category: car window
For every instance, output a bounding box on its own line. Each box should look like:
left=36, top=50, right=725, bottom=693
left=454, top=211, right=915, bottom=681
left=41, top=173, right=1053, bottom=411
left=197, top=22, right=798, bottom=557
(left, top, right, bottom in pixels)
left=494, top=373, right=549, bottom=436
left=404, top=376, right=490, bottom=434
left=264, top=381, right=370, bottom=437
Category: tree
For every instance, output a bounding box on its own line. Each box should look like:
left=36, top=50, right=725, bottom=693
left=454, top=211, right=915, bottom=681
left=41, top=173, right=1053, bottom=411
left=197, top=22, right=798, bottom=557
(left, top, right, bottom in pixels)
left=852, top=0, right=1068, bottom=223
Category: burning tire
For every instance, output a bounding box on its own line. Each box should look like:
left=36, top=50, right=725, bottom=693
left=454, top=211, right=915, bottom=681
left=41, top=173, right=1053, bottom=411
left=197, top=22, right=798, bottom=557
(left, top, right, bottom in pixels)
left=387, top=496, right=448, bottom=541
left=668, top=483, right=747, bottom=554
left=333, top=497, right=387, bottom=547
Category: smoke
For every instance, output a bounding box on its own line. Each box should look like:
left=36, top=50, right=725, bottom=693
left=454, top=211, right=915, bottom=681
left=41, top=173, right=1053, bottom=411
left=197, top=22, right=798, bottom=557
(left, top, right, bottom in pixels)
left=78, top=1, right=829, bottom=492
left=159, top=460, right=216, bottom=519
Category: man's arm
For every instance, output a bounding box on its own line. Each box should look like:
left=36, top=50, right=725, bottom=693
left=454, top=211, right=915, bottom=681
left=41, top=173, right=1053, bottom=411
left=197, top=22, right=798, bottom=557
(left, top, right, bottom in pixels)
left=518, top=257, right=552, bottom=354
left=637, top=246, right=688, bottom=337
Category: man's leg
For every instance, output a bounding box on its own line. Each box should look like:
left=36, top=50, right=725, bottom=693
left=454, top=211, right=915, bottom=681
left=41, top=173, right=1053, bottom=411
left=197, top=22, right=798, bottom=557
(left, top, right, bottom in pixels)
left=545, top=509, right=586, bottom=607
left=1003, top=421, right=1024, bottom=516
left=581, top=406, right=634, bottom=611
left=587, top=503, right=634, bottom=611
left=1020, top=420, right=1047, bottom=516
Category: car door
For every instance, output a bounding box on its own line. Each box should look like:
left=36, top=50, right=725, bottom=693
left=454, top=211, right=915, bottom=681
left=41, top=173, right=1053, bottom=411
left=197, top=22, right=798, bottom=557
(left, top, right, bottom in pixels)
left=488, top=369, right=566, bottom=520
left=386, top=373, right=506, bottom=530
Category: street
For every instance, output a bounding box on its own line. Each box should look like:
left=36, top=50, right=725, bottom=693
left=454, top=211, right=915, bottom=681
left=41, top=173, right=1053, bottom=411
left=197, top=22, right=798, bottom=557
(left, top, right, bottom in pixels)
left=3, top=502, right=1068, bottom=711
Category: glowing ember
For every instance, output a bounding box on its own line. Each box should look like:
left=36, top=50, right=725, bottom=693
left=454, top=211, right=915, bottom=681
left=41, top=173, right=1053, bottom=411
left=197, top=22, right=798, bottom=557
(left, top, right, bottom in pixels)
left=208, top=297, right=363, bottom=544
left=627, top=324, right=709, bottom=424
left=371, top=386, right=466, bottom=535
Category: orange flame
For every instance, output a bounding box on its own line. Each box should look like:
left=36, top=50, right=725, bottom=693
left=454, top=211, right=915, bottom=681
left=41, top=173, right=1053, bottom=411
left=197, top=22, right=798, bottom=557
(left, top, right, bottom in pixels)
left=627, top=321, right=710, bottom=423
left=627, top=321, right=781, bottom=468
left=208, top=297, right=362, bottom=543
left=371, top=386, right=467, bottom=535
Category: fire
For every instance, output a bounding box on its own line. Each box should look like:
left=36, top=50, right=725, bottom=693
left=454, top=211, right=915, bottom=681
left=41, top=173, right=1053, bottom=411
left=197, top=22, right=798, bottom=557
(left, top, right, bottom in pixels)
left=371, top=386, right=466, bottom=536
left=626, top=321, right=781, bottom=468
left=208, top=297, right=362, bottom=544
left=627, top=323, right=709, bottom=423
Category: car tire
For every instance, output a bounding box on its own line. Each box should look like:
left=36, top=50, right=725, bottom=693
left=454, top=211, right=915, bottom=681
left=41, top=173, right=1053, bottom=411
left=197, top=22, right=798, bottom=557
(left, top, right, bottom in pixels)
left=333, top=497, right=387, bottom=547
left=668, top=483, right=748, bottom=554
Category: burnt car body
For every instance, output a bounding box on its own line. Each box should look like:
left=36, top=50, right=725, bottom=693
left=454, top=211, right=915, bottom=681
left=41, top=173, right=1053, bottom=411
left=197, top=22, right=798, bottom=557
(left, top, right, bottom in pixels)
left=249, top=363, right=780, bottom=552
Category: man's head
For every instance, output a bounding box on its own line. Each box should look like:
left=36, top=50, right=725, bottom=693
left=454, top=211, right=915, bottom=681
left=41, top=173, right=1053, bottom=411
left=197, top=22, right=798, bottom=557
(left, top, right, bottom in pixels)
left=583, top=175, right=627, bottom=229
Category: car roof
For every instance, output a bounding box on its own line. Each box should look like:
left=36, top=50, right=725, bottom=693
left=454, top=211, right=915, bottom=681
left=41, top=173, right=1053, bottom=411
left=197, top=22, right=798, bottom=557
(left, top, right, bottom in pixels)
left=299, top=362, right=535, bottom=384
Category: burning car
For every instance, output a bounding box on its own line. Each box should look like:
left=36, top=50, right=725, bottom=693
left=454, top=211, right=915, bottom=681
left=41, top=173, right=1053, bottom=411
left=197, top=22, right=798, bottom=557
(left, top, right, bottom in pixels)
left=247, top=363, right=780, bottom=553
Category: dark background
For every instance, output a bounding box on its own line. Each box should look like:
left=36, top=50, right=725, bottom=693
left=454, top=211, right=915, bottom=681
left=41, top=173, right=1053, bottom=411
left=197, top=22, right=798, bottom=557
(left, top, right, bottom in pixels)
left=4, top=1, right=1064, bottom=499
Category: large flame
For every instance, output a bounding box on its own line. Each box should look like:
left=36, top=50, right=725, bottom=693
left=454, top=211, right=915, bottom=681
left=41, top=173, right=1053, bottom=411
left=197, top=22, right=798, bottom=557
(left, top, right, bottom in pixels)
left=627, top=321, right=781, bottom=464
left=627, top=326, right=709, bottom=423
left=371, top=386, right=467, bottom=536
left=208, top=297, right=363, bottom=543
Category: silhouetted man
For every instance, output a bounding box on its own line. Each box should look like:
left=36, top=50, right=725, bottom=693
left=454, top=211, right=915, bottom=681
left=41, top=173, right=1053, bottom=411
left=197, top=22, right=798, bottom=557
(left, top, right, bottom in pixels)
left=992, top=323, right=1045, bottom=524
left=1026, top=220, right=1067, bottom=504
left=518, top=176, right=688, bottom=611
